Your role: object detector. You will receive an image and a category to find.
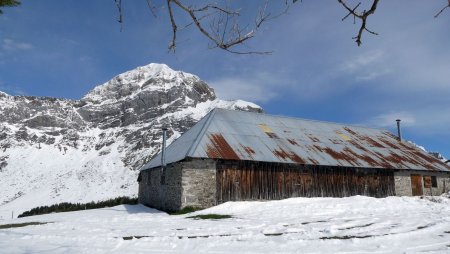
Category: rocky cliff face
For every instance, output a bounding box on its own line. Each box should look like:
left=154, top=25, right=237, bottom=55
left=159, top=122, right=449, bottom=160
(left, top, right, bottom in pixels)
left=0, top=63, right=262, bottom=218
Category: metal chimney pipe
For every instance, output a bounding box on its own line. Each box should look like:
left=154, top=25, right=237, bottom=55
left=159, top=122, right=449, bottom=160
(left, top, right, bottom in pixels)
left=396, top=119, right=402, bottom=141
left=161, top=127, right=168, bottom=169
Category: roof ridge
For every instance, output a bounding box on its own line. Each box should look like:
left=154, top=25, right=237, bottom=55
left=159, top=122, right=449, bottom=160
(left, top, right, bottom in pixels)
left=215, top=108, right=389, bottom=133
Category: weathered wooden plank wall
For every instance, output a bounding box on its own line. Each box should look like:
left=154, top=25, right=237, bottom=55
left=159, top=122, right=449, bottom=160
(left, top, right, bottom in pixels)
left=216, top=160, right=395, bottom=203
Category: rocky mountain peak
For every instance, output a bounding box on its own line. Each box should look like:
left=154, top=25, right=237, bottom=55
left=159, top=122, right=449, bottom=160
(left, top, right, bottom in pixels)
left=0, top=63, right=262, bottom=218
left=82, top=63, right=214, bottom=105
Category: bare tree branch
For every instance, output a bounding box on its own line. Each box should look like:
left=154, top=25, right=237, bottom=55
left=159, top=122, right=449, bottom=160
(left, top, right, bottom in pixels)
left=167, top=0, right=178, bottom=52
left=146, top=0, right=158, bottom=18
left=164, top=0, right=290, bottom=54
left=435, top=0, right=450, bottom=18
left=114, top=0, right=123, bottom=32
left=111, top=0, right=450, bottom=54
left=337, top=0, right=380, bottom=46
left=170, top=0, right=253, bottom=50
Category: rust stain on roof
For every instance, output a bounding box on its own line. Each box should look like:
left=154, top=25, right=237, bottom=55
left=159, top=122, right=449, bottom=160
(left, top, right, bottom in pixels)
left=344, top=127, right=384, bottom=148
left=348, top=140, right=368, bottom=152
left=206, top=133, right=240, bottom=160
left=343, top=127, right=358, bottom=136
left=384, top=152, right=407, bottom=166
left=363, top=137, right=384, bottom=148
left=308, top=157, right=320, bottom=165
left=378, top=137, right=400, bottom=149
left=323, top=147, right=358, bottom=166
left=307, top=134, right=320, bottom=142
left=412, top=150, right=443, bottom=165
left=330, top=139, right=342, bottom=144
left=342, top=147, right=380, bottom=167
left=273, top=148, right=305, bottom=164
left=312, top=145, right=324, bottom=152
left=287, top=138, right=299, bottom=146
left=266, top=132, right=279, bottom=139
left=240, top=144, right=256, bottom=159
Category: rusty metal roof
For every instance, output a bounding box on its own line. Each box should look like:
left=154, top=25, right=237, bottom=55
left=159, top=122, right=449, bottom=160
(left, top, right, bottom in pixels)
left=142, top=109, right=450, bottom=172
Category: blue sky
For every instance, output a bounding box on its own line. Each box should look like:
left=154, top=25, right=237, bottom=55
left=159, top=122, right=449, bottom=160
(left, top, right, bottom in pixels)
left=1, top=1, right=449, bottom=158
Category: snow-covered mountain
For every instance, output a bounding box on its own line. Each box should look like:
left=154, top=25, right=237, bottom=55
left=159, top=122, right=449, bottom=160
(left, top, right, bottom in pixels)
left=0, top=63, right=262, bottom=218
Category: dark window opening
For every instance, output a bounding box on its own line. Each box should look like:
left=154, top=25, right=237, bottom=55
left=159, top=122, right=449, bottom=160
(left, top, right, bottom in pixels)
left=431, top=176, right=438, bottom=188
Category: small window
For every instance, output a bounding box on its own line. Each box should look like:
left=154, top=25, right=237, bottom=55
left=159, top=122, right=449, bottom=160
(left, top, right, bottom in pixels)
left=424, top=176, right=438, bottom=188
left=431, top=176, right=438, bottom=188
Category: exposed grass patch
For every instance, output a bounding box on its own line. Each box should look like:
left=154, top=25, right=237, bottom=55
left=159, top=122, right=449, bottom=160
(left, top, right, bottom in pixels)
left=177, top=233, right=236, bottom=239
left=264, top=233, right=283, bottom=236
left=320, top=235, right=374, bottom=240
left=187, top=214, right=232, bottom=220
left=0, top=222, right=50, bottom=229
left=339, top=223, right=374, bottom=230
left=18, top=196, right=138, bottom=218
left=301, top=220, right=328, bottom=225
left=170, top=206, right=203, bottom=215
left=122, top=236, right=150, bottom=240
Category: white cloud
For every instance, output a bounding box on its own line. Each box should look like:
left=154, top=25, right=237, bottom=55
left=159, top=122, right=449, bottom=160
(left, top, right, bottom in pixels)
left=336, top=50, right=393, bottom=82
left=368, top=111, right=417, bottom=128
left=366, top=106, right=450, bottom=137
left=356, top=69, right=392, bottom=81
left=340, top=50, right=385, bottom=72
left=209, top=71, right=295, bottom=103
left=209, top=77, right=279, bottom=103
left=2, top=38, right=33, bottom=51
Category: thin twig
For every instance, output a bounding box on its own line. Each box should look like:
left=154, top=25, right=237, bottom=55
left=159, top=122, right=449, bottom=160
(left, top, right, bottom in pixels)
left=337, top=0, right=380, bottom=46
left=114, top=0, right=123, bottom=32
left=146, top=0, right=158, bottom=18
left=435, top=0, right=450, bottom=18
left=167, top=0, right=178, bottom=52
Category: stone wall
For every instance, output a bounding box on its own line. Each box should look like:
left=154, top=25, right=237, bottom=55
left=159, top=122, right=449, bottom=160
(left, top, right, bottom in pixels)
left=138, top=163, right=183, bottom=212
left=138, top=159, right=217, bottom=212
left=394, top=171, right=450, bottom=196
left=422, top=172, right=450, bottom=196
left=181, top=159, right=216, bottom=209
left=394, top=171, right=413, bottom=196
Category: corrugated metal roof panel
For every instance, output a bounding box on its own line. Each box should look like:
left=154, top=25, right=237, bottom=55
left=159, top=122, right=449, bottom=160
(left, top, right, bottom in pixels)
left=142, top=108, right=450, bottom=172
left=141, top=110, right=216, bottom=169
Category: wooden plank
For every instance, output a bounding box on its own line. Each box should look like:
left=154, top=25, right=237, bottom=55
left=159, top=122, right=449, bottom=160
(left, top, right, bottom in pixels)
left=216, top=161, right=395, bottom=203
left=423, top=176, right=432, bottom=188
left=411, top=174, right=423, bottom=196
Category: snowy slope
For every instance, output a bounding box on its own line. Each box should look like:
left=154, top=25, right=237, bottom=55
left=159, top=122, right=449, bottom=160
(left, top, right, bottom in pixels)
left=0, top=63, right=262, bottom=219
left=1, top=196, right=450, bottom=253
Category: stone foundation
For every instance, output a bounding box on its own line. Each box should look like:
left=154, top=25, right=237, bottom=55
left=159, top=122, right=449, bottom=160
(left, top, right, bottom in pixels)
left=138, top=159, right=216, bottom=212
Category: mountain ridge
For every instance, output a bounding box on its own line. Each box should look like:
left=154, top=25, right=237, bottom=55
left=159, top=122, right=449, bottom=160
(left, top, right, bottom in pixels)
left=0, top=63, right=262, bottom=219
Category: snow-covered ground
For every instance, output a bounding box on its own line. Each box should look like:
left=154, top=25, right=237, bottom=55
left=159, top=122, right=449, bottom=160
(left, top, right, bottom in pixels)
left=1, top=196, right=450, bottom=253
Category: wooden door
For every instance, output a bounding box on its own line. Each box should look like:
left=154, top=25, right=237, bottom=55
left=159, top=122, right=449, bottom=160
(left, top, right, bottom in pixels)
left=410, top=174, right=423, bottom=196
